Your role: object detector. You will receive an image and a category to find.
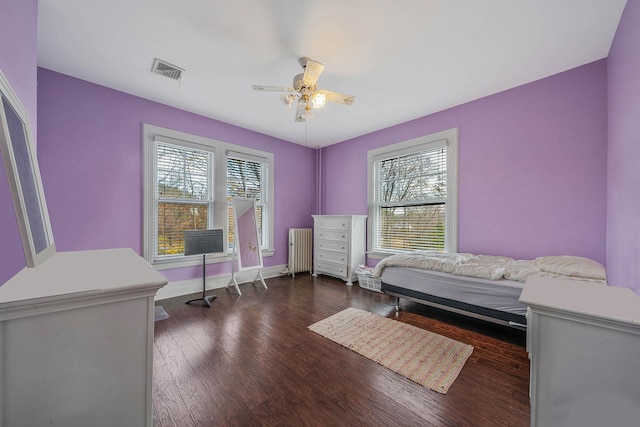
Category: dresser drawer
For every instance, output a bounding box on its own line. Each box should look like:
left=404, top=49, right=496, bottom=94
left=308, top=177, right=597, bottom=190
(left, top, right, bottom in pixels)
left=316, top=261, right=348, bottom=278
left=315, top=229, right=348, bottom=241
left=315, top=250, right=348, bottom=265
left=316, top=239, right=347, bottom=253
left=315, top=217, right=349, bottom=231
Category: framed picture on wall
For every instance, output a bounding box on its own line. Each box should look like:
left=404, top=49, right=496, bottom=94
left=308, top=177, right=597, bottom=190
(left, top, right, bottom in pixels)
left=0, top=69, right=56, bottom=267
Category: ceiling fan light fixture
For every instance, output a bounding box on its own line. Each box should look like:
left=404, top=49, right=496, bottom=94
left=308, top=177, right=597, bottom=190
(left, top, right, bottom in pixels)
left=281, top=93, right=297, bottom=108
left=303, top=106, right=313, bottom=121
left=311, top=92, right=326, bottom=109
left=295, top=97, right=314, bottom=122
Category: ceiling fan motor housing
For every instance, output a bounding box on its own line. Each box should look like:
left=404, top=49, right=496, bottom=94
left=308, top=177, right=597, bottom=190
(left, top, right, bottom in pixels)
left=293, top=73, right=316, bottom=93
left=298, top=56, right=312, bottom=68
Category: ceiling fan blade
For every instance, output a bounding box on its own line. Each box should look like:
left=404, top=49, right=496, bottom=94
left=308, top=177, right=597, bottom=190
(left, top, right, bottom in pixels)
left=252, top=85, right=295, bottom=92
left=294, top=99, right=310, bottom=122
left=302, top=60, right=324, bottom=87
left=317, top=90, right=355, bottom=106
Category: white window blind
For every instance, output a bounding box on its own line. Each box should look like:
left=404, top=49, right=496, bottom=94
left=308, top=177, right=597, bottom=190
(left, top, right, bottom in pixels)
left=368, top=128, right=458, bottom=256
left=374, top=146, right=446, bottom=252
left=154, top=141, right=213, bottom=257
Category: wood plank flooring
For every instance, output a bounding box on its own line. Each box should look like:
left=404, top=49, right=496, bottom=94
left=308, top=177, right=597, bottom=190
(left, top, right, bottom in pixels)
left=153, top=274, right=530, bottom=427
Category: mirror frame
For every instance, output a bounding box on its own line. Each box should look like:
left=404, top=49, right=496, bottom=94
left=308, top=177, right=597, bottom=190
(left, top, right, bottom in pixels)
left=0, top=69, right=56, bottom=267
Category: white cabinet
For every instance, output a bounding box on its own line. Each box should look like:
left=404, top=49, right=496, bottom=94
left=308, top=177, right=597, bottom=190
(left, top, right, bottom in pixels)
left=312, top=215, right=366, bottom=286
left=0, top=248, right=166, bottom=427
left=520, top=277, right=640, bottom=427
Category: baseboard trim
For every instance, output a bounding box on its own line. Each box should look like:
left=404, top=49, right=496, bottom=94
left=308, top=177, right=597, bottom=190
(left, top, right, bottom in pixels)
left=154, top=264, right=288, bottom=301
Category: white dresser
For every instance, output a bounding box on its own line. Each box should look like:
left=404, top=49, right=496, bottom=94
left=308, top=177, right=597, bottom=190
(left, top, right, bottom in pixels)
left=312, top=215, right=367, bottom=286
left=520, top=277, right=640, bottom=427
left=0, top=248, right=166, bottom=427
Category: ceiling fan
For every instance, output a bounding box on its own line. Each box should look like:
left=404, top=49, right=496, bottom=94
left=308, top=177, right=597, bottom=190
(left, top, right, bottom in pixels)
left=252, top=57, right=355, bottom=122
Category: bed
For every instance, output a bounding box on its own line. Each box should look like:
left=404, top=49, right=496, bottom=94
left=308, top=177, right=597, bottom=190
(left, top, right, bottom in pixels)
left=371, top=252, right=607, bottom=329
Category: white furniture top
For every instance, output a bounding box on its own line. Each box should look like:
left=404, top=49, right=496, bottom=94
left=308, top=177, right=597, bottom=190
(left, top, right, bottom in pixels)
left=519, top=276, right=640, bottom=326
left=0, top=248, right=166, bottom=310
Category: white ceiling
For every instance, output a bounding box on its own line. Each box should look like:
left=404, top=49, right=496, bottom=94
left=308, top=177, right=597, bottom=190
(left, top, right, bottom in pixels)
left=37, top=0, right=627, bottom=148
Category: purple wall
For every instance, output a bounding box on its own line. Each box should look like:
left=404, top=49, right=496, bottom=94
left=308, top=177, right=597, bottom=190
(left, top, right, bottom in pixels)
left=37, top=69, right=316, bottom=283
left=0, top=0, right=38, bottom=285
left=322, top=60, right=608, bottom=265
left=607, top=0, right=640, bottom=293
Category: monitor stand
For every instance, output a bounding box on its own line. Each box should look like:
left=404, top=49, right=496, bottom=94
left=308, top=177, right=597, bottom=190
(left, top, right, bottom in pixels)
left=185, top=254, right=217, bottom=308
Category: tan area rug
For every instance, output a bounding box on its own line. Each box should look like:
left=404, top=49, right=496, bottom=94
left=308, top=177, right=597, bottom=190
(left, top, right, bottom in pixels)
left=308, top=307, right=473, bottom=394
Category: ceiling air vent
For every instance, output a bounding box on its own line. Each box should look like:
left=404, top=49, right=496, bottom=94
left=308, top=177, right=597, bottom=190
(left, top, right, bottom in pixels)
left=151, top=58, right=184, bottom=81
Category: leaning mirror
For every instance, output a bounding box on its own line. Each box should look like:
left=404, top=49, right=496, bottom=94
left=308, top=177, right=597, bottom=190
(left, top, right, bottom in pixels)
left=0, top=70, right=56, bottom=267
left=231, top=197, right=263, bottom=270
left=227, top=197, right=267, bottom=296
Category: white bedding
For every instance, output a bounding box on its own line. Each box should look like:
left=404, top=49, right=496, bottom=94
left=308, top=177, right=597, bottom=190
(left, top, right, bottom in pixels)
left=372, top=251, right=607, bottom=285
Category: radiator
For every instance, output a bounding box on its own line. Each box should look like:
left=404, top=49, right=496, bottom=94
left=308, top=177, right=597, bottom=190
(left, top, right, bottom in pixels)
left=288, top=228, right=313, bottom=277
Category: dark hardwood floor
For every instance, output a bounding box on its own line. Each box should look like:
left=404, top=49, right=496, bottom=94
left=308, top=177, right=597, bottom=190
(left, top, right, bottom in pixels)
left=153, top=274, right=530, bottom=427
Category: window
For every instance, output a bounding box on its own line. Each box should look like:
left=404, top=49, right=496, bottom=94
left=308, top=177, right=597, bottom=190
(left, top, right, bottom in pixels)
left=143, top=125, right=274, bottom=268
left=155, top=142, right=212, bottom=256
left=226, top=153, right=270, bottom=251
left=367, top=128, right=458, bottom=258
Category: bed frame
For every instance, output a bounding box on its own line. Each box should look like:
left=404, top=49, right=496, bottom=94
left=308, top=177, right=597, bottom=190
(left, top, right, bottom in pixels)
left=382, top=282, right=528, bottom=329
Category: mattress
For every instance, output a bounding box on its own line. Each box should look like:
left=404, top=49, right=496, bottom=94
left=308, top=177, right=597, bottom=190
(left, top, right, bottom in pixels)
left=380, top=266, right=527, bottom=322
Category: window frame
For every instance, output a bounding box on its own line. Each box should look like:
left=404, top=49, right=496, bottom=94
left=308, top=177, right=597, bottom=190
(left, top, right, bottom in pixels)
left=143, top=124, right=274, bottom=269
left=226, top=151, right=271, bottom=253
left=367, top=128, right=458, bottom=259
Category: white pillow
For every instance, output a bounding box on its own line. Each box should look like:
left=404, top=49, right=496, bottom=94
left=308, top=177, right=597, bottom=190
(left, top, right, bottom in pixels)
left=532, top=256, right=606, bottom=280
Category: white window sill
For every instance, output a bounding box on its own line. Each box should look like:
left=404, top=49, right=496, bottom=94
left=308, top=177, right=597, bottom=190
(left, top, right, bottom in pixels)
left=151, top=249, right=275, bottom=270
left=368, top=249, right=454, bottom=261
left=366, top=251, right=397, bottom=260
